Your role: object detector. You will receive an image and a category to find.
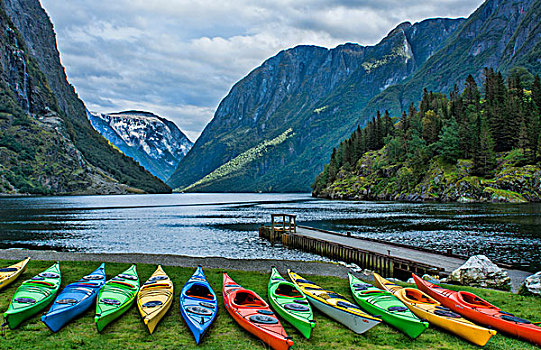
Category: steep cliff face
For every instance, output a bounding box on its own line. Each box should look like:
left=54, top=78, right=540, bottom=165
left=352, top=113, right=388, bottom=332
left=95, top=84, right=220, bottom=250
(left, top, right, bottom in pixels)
left=0, top=5, right=138, bottom=194
left=88, top=111, right=192, bottom=181
left=168, top=18, right=464, bottom=192
left=361, top=0, right=541, bottom=120
left=0, top=0, right=170, bottom=193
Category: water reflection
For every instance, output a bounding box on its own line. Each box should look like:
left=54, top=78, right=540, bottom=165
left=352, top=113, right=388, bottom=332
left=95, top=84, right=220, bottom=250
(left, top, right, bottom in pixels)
left=0, top=194, right=538, bottom=271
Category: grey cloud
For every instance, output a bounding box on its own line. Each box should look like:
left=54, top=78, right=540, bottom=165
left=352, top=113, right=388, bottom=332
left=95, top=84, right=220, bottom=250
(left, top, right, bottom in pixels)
left=41, top=0, right=483, bottom=139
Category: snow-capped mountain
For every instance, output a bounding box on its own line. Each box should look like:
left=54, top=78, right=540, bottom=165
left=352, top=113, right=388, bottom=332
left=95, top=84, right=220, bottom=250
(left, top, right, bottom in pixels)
left=88, top=110, right=193, bottom=181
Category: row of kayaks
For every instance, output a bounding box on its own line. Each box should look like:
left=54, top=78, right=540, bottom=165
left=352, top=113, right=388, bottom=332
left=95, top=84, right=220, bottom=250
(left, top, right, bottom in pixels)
left=1, top=258, right=540, bottom=348
left=0, top=258, right=216, bottom=342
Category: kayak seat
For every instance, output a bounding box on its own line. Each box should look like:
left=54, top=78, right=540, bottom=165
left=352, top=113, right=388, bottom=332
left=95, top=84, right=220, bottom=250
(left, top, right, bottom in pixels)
left=275, top=284, right=302, bottom=298
left=405, top=289, right=437, bottom=304
left=233, top=291, right=265, bottom=307
left=186, top=284, right=214, bottom=300
left=434, top=309, right=462, bottom=318
left=459, top=292, right=495, bottom=308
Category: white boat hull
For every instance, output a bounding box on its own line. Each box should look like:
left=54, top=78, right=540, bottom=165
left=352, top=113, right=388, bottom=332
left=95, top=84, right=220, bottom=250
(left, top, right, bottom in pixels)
left=308, top=295, right=379, bottom=334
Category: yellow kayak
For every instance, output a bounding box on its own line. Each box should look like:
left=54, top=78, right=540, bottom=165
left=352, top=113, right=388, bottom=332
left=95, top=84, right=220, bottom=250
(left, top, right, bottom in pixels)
left=0, top=257, right=30, bottom=291
left=137, top=265, right=173, bottom=334
left=288, top=270, right=380, bottom=334
left=373, top=273, right=496, bottom=346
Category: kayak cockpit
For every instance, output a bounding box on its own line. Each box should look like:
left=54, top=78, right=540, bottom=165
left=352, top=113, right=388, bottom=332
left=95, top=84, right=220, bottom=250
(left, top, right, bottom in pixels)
left=233, top=291, right=266, bottom=307
left=186, top=284, right=215, bottom=301
left=275, top=284, right=303, bottom=298
left=458, top=292, right=497, bottom=309
left=403, top=288, right=438, bottom=304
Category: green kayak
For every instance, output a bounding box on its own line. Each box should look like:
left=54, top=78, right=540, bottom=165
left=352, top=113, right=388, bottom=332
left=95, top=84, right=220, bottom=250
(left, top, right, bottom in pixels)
left=268, top=267, right=315, bottom=339
left=95, top=264, right=139, bottom=332
left=348, top=273, right=428, bottom=338
left=3, top=262, right=61, bottom=329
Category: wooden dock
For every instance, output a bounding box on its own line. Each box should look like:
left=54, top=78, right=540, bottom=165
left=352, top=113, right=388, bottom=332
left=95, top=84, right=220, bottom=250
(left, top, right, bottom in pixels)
left=258, top=214, right=531, bottom=284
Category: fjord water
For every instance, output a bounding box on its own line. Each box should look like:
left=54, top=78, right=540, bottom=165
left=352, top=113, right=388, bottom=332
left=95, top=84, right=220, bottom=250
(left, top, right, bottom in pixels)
left=0, top=194, right=539, bottom=271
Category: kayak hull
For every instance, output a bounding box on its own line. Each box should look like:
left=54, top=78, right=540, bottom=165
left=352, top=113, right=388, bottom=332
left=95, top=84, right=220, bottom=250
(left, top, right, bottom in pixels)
left=179, top=265, right=217, bottom=344
left=268, top=267, right=315, bottom=339
left=348, top=273, right=428, bottom=338
left=95, top=265, right=139, bottom=332
left=223, top=273, right=293, bottom=350
left=413, top=273, right=541, bottom=346
left=41, top=264, right=106, bottom=332
left=373, top=273, right=496, bottom=346
left=288, top=270, right=380, bottom=334
left=4, top=262, right=61, bottom=329
left=137, top=265, right=173, bottom=334
left=0, top=257, right=30, bottom=291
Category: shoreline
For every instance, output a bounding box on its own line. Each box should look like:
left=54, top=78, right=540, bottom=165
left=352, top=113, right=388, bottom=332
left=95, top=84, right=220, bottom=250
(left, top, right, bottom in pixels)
left=0, top=249, right=349, bottom=278
left=0, top=249, right=532, bottom=292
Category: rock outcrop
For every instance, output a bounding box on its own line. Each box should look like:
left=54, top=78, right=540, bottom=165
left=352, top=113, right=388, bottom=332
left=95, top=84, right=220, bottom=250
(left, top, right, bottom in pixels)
left=318, top=149, right=541, bottom=203
left=519, top=271, right=541, bottom=297
left=444, top=255, right=511, bottom=290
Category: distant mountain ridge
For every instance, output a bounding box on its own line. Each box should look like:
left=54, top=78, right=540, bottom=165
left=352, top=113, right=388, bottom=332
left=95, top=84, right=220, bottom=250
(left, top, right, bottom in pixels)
left=0, top=0, right=170, bottom=194
left=88, top=111, right=193, bottom=181
left=168, top=18, right=465, bottom=192
left=360, top=0, right=541, bottom=121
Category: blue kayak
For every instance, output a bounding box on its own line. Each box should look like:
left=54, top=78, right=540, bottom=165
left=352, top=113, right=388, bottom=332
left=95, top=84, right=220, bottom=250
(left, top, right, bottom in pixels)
left=41, top=263, right=106, bottom=332
left=179, top=265, right=218, bottom=344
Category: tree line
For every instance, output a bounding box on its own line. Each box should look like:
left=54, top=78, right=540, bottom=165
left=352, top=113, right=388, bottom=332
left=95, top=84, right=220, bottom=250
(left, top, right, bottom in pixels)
left=313, top=68, right=541, bottom=193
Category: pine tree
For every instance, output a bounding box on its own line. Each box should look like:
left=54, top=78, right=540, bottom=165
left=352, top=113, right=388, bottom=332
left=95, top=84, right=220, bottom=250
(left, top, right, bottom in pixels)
left=422, top=110, right=440, bottom=144
left=472, top=115, right=496, bottom=177
left=463, top=74, right=480, bottom=108
left=435, top=119, right=460, bottom=163
left=532, top=75, right=541, bottom=110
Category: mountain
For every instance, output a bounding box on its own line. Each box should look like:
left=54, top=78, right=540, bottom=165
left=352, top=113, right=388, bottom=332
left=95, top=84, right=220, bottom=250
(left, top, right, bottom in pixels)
left=0, top=0, right=170, bottom=194
left=168, top=18, right=465, bottom=192
left=88, top=111, right=193, bottom=181
left=360, top=0, right=541, bottom=121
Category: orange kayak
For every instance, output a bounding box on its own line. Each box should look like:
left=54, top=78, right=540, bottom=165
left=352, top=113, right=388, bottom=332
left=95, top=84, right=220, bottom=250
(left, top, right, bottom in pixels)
left=413, top=273, right=541, bottom=346
left=222, top=273, right=293, bottom=350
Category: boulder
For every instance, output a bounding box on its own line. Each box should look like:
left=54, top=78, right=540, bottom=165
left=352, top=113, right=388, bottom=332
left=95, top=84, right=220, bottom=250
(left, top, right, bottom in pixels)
left=519, top=271, right=541, bottom=297
left=445, top=255, right=511, bottom=290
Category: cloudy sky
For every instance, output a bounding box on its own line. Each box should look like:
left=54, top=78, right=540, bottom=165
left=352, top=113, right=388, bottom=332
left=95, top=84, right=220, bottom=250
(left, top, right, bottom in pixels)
left=40, top=0, right=483, bottom=141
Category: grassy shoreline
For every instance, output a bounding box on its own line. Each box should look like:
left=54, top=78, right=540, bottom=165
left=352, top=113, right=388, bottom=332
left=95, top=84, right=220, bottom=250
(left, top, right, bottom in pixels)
left=1, top=259, right=539, bottom=349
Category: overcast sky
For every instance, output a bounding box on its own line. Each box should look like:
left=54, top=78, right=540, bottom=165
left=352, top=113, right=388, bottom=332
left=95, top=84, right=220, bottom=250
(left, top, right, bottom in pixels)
left=40, top=0, right=483, bottom=141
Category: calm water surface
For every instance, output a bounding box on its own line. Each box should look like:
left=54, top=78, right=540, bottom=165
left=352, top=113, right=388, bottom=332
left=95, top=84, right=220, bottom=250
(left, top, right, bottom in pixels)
left=0, top=194, right=539, bottom=271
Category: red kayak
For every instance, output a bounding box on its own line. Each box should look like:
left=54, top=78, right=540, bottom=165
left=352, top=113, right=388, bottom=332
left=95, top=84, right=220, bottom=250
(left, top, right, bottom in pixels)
left=413, top=273, right=541, bottom=346
left=222, top=273, right=293, bottom=350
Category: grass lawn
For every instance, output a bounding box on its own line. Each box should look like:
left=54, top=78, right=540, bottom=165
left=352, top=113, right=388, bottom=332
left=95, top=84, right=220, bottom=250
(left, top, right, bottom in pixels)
left=0, top=259, right=539, bottom=349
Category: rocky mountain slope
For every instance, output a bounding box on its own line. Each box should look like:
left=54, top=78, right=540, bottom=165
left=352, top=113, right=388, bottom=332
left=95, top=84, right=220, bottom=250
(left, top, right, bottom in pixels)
left=0, top=4, right=137, bottom=194
left=168, top=18, right=464, bottom=192
left=88, top=111, right=192, bottom=181
left=0, top=0, right=170, bottom=194
left=361, top=0, right=541, bottom=121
